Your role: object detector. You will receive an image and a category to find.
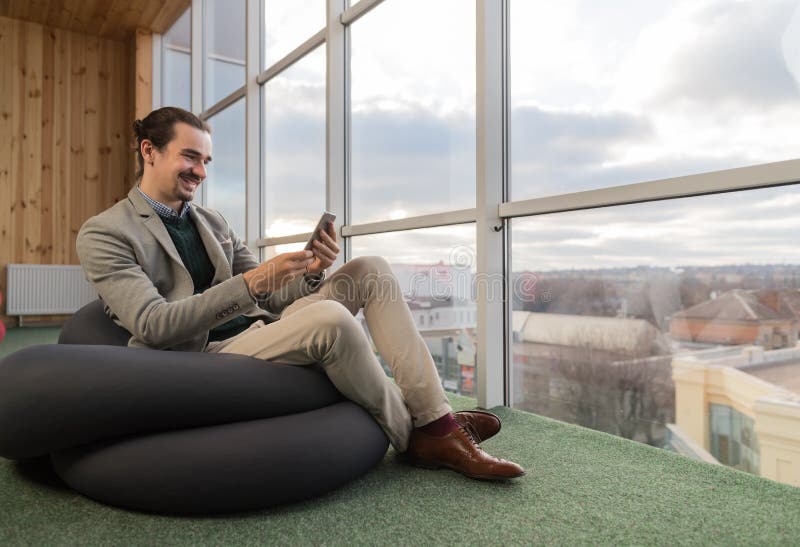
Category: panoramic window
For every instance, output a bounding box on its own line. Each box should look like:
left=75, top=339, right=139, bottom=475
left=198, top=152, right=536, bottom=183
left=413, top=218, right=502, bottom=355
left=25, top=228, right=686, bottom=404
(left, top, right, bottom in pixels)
left=262, top=46, right=326, bottom=239
left=156, top=0, right=800, bottom=491
left=510, top=185, right=800, bottom=456
left=350, top=0, right=476, bottom=223
left=263, top=0, right=326, bottom=69
left=161, top=8, right=191, bottom=110
left=351, top=224, right=477, bottom=396
left=205, top=99, right=247, bottom=238
left=204, top=0, right=246, bottom=108
left=510, top=0, right=800, bottom=199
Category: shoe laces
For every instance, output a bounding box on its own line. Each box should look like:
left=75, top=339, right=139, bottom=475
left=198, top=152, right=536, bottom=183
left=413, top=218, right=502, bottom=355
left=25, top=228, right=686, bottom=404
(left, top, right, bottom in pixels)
left=459, top=423, right=482, bottom=449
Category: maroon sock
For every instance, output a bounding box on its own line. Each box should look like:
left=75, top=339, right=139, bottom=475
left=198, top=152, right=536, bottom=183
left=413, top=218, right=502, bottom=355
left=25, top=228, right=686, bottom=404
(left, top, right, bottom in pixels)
left=418, top=413, right=459, bottom=437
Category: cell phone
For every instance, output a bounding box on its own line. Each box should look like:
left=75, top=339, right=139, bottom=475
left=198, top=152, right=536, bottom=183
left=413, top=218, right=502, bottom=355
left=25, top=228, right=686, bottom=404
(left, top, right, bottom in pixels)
left=305, top=211, right=337, bottom=250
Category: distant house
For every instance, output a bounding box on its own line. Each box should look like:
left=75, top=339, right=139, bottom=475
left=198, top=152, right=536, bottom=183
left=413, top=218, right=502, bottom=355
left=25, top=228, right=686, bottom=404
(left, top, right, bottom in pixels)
left=511, top=311, right=674, bottom=446
left=512, top=311, right=671, bottom=356
left=669, top=289, right=799, bottom=349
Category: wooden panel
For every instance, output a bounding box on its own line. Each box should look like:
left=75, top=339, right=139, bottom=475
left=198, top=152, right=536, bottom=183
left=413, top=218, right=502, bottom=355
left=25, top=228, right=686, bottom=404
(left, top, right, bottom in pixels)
left=21, top=19, right=44, bottom=265
left=0, top=0, right=190, bottom=40
left=0, top=15, right=134, bottom=327
left=135, top=27, right=152, bottom=119
left=0, top=17, right=14, bottom=326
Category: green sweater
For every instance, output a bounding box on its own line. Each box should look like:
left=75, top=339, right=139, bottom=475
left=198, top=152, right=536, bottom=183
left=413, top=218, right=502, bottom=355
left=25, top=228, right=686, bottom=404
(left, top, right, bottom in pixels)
left=161, top=213, right=257, bottom=343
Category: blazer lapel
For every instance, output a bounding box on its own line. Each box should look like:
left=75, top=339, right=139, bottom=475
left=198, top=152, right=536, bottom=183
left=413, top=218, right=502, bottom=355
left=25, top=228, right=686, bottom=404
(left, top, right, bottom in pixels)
left=127, top=187, right=187, bottom=271
left=191, top=206, right=232, bottom=285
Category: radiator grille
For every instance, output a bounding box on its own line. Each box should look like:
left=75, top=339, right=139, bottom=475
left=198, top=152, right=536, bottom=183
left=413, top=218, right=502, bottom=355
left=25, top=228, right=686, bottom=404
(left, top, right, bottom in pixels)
left=6, top=264, right=97, bottom=315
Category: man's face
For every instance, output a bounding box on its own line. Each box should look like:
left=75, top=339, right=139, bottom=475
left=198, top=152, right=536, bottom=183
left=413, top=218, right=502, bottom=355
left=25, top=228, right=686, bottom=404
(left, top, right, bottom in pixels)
left=145, top=122, right=212, bottom=205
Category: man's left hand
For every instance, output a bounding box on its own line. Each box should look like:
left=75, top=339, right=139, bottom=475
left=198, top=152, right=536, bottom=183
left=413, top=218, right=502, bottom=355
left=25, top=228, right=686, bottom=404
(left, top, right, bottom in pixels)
left=307, top=221, right=339, bottom=275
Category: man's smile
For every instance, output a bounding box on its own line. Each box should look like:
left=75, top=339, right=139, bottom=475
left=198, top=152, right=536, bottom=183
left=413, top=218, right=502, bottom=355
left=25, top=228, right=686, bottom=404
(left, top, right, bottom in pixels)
left=179, top=172, right=201, bottom=190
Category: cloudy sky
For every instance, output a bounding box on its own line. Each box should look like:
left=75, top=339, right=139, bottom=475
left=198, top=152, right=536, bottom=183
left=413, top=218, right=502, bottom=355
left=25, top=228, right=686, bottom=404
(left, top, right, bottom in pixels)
left=195, top=0, right=800, bottom=273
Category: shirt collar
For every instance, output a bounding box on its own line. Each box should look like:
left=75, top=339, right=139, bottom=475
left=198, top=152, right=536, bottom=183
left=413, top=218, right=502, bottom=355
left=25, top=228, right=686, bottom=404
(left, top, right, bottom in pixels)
left=136, top=186, right=191, bottom=219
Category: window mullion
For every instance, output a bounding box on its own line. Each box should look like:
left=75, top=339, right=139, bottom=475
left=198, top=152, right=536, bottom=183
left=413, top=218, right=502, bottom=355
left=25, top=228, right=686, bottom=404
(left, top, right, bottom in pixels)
left=327, top=0, right=348, bottom=269
left=191, top=0, right=205, bottom=205
left=245, top=0, right=261, bottom=253
left=476, top=0, right=508, bottom=408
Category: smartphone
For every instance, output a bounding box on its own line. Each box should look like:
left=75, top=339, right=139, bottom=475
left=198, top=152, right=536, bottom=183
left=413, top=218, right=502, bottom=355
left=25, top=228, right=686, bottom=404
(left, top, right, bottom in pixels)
left=305, top=211, right=337, bottom=250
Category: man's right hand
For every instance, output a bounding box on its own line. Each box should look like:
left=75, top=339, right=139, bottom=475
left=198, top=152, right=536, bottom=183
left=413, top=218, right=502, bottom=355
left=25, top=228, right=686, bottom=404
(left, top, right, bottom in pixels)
left=242, top=250, right=315, bottom=297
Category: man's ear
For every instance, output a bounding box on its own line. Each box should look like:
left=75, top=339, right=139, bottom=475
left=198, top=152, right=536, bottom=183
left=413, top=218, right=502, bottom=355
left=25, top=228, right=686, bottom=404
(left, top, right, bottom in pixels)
left=141, top=139, right=155, bottom=164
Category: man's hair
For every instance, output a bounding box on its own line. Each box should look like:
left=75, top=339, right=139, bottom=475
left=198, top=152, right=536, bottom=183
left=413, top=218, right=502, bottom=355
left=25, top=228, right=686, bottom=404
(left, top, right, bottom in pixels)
left=133, top=107, right=211, bottom=180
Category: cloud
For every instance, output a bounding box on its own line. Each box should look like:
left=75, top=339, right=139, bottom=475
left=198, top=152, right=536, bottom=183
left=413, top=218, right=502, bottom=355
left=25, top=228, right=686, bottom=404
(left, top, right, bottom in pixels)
left=652, top=1, right=800, bottom=108
left=512, top=105, right=652, bottom=163
left=198, top=0, right=800, bottom=269
left=511, top=185, right=800, bottom=271
left=250, top=87, right=800, bottom=269
left=350, top=106, right=476, bottom=222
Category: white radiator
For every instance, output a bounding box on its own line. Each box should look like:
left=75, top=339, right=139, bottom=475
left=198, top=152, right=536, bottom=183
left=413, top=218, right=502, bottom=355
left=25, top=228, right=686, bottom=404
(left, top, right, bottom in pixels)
left=6, top=264, right=97, bottom=315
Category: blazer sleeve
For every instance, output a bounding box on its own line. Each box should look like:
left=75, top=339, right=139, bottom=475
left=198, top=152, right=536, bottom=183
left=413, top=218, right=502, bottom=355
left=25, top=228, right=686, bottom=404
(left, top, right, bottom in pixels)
left=76, top=217, right=259, bottom=349
left=256, top=271, right=325, bottom=316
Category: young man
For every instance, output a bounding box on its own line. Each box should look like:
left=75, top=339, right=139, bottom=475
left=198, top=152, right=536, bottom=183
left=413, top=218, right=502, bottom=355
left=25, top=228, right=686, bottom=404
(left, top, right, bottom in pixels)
left=77, top=107, right=524, bottom=481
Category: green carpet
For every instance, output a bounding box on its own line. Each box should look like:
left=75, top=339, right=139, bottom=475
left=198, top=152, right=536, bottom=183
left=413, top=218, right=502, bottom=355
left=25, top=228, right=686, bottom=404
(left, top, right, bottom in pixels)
left=0, top=327, right=61, bottom=358
left=1, top=329, right=799, bottom=545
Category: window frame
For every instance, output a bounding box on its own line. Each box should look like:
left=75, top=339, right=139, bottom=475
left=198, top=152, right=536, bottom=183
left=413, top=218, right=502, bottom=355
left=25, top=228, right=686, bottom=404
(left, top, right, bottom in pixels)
left=154, top=0, right=800, bottom=409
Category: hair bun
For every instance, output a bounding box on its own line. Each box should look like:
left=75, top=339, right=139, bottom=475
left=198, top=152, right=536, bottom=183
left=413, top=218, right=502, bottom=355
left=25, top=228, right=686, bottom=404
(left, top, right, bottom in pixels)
left=132, top=119, right=144, bottom=137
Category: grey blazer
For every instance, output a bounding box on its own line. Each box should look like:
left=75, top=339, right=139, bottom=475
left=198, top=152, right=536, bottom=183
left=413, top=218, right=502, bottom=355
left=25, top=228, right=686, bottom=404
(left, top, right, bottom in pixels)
left=76, top=186, right=319, bottom=351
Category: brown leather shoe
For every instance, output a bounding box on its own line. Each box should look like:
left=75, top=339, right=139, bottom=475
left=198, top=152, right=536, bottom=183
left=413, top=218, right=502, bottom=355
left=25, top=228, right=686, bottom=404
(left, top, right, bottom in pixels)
left=453, top=410, right=501, bottom=443
left=405, top=426, right=525, bottom=480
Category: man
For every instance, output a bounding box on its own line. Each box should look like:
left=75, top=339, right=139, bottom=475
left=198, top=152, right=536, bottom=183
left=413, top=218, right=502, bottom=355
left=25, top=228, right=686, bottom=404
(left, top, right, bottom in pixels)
left=77, top=107, right=524, bottom=481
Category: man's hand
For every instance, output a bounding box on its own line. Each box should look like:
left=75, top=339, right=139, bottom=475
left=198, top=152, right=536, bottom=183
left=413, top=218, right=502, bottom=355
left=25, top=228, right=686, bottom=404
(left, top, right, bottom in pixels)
left=307, top=221, right=339, bottom=275
left=243, top=250, right=315, bottom=297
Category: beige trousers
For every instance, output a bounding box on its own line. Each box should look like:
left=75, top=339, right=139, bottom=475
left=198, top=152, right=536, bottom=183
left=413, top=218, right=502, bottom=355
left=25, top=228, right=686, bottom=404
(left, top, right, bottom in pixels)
left=205, top=256, right=452, bottom=451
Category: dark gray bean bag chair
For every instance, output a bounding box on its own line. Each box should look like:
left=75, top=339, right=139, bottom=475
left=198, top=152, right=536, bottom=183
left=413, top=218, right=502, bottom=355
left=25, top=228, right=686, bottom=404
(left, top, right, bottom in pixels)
left=0, top=300, right=389, bottom=514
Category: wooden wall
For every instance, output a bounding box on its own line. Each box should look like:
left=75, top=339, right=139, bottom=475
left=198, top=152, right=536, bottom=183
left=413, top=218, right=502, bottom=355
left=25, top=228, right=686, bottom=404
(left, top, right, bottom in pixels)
left=0, top=15, right=135, bottom=327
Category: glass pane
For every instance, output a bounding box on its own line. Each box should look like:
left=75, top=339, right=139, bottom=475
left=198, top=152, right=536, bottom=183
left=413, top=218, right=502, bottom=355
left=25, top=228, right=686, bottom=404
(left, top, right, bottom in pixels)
left=709, top=404, right=760, bottom=473
left=162, top=8, right=191, bottom=110
left=351, top=224, right=477, bottom=397
left=205, top=99, right=247, bottom=238
left=205, top=0, right=246, bottom=109
left=511, top=185, right=800, bottom=476
left=510, top=0, right=800, bottom=200
left=263, top=46, right=326, bottom=238
left=264, top=0, right=326, bottom=69
left=350, top=0, right=476, bottom=223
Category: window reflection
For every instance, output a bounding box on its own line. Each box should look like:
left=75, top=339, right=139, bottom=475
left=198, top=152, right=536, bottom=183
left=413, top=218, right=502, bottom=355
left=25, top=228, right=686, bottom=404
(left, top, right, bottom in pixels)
left=350, top=0, right=476, bottom=223
left=162, top=8, right=191, bottom=110
left=205, top=0, right=246, bottom=108
left=511, top=185, right=800, bottom=481
left=709, top=404, right=760, bottom=473
left=510, top=0, right=800, bottom=199
left=263, top=46, right=326, bottom=238
left=205, top=99, right=247, bottom=238
left=351, top=224, right=478, bottom=397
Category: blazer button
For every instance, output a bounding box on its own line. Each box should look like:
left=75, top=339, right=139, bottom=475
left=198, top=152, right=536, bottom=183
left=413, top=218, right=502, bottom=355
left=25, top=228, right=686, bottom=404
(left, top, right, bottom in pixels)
left=221, top=311, right=228, bottom=317
left=233, top=304, right=240, bottom=311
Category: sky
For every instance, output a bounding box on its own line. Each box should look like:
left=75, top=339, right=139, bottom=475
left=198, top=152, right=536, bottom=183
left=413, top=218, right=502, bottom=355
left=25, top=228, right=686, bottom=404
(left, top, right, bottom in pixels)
left=174, top=0, right=800, bottom=273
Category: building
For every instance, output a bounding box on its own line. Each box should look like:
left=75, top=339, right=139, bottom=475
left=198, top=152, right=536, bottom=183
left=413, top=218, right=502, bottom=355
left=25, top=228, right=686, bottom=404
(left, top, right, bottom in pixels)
left=512, top=311, right=674, bottom=446
left=669, top=289, right=800, bottom=349
left=671, top=344, right=800, bottom=486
